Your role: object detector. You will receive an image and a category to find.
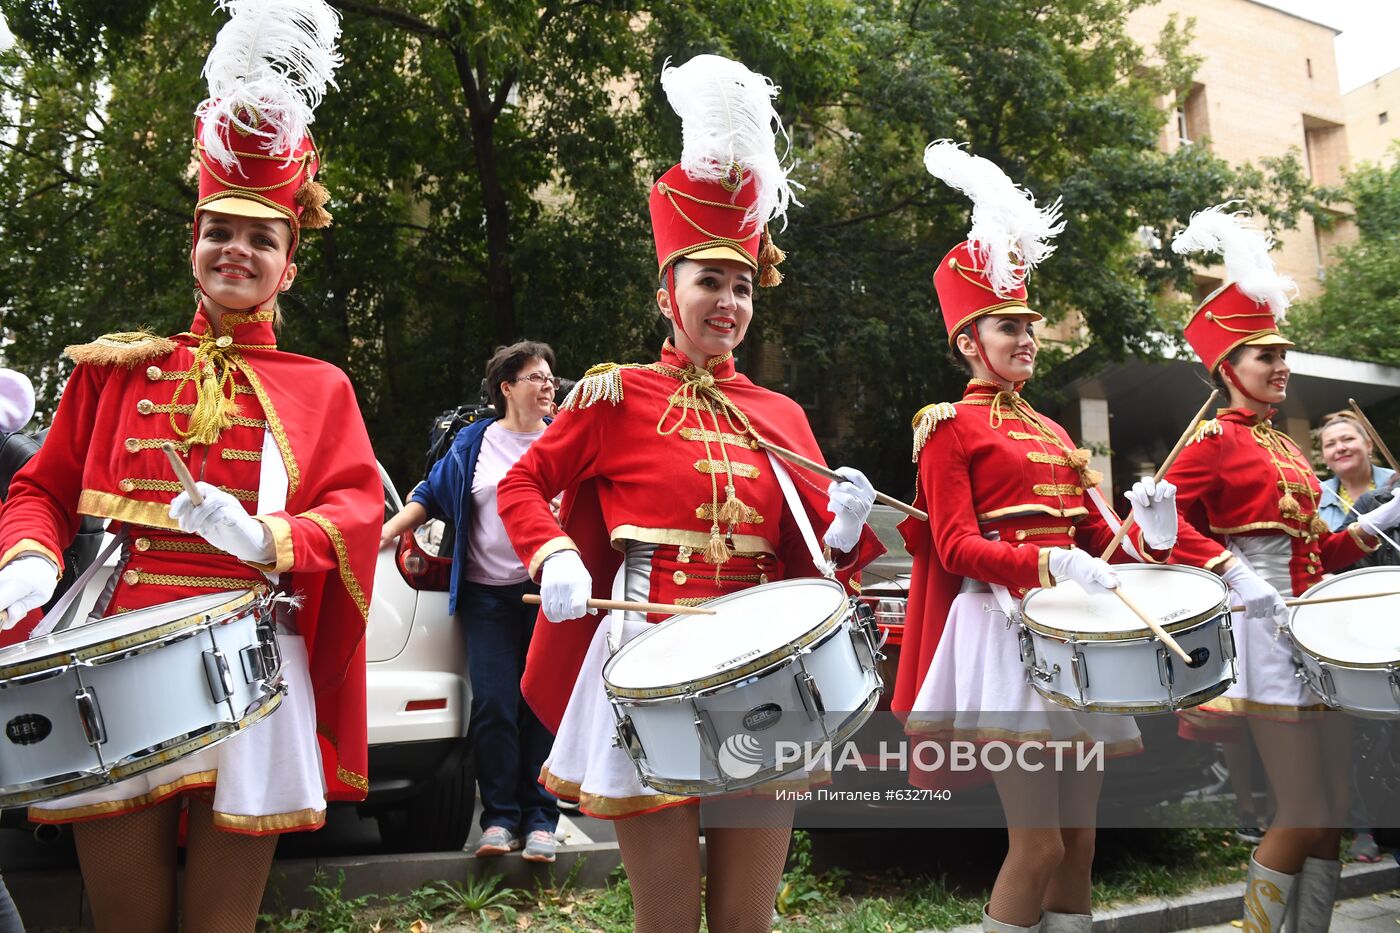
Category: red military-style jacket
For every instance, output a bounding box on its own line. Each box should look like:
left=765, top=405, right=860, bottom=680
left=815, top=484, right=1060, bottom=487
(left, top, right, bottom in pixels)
left=891, top=380, right=1167, bottom=716
left=1165, top=407, right=1377, bottom=596
left=498, top=341, right=884, bottom=733
left=0, top=308, right=380, bottom=805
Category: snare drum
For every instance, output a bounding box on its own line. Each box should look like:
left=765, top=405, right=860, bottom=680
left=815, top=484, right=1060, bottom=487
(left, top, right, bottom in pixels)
left=602, top=578, right=882, bottom=795
left=1019, top=564, right=1235, bottom=714
left=0, top=589, right=283, bottom=808
left=1289, top=566, right=1400, bottom=719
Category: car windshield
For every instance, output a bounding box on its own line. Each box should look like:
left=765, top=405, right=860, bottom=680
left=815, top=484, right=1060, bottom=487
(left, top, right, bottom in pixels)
left=862, top=504, right=912, bottom=586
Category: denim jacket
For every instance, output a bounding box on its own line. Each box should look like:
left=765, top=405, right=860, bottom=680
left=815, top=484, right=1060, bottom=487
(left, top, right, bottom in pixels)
left=409, top=416, right=550, bottom=615
left=1318, top=465, right=1396, bottom=533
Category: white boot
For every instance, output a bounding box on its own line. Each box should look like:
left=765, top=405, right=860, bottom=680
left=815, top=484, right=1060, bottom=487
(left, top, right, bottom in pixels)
left=1284, top=857, right=1341, bottom=933
left=1245, top=852, right=1297, bottom=933
left=1042, top=910, right=1092, bottom=933
left=984, top=905, right=1043, bottom=933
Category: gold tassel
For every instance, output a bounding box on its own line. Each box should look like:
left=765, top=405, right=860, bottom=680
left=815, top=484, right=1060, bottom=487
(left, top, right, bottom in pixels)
left=295, top=179, right=333, bottom=229
left=717, top=485, right=750, bottom=526
left=1080, top=467, right=1104, bottom=489
left=1278, top=493, right=1301, bottom=519
left=185, top=364, right=238, bottom=445
left=1189, top=418, right=1223, bottom=444
left=757, top=227, right=785, bottom=287
left=1309, top=514, right=1329, bottom=537
left=703, top=528, right=732, bottom=566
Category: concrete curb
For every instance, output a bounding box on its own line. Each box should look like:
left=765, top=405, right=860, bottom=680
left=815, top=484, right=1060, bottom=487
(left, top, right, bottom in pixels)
left=928, top=862, right=1399, bottom=933
left=7, top=841, right=637, bottom=931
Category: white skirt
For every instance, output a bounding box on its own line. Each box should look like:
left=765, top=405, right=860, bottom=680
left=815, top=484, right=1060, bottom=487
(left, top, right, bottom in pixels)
left=907, top=592, right=1142, bottom=754
left=538, top=613, right=689, bottom=819
left=31, top=634, right=327, bottom=834
left=1210, top=535, right=1324, bottom=715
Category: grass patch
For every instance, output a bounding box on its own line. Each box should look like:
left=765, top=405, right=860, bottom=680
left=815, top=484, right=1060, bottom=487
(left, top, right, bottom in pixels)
left=256, top=828, right=1259, bottom=931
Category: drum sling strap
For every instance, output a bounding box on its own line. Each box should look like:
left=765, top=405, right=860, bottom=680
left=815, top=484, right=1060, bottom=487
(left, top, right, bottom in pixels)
left=30, top=532, right=125, bottom=638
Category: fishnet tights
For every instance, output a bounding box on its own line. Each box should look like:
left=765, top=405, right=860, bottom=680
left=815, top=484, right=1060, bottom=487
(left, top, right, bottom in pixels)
left=614, top=802, right=794, bottom=932
left=73, top=797, right=278, bottom=933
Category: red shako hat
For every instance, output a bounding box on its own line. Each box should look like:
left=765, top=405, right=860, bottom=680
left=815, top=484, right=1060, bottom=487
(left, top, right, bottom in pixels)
left=922, top=141, right=1062, bottom=346
left=648, top=55, right=797, bottom=288
left=193, top=0, right=343, bottom=257
left=1172, top=203, right=1295, bottom=374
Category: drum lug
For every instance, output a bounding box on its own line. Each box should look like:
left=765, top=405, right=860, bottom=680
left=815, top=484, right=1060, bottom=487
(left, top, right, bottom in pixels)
left=1389, top=668, right=1400, bottom=708
left=1314, top=664, right=1337, bottom=707
left=796, top=669, right=826, bottom=720
left=74, top=686, right=107, bottom=749
left=1018, top=629, right=1035, bottom=671
left=203, top=650, right=235, bottom=704
left=692, top=704, right=722, bottom=765
left=239, top=644, right=267, bottom=683
left=1070, top=648, right=1089, bottom=706
left=1156, top=648, right=1176, bottom=688
left=1219, top=615, right=1237, bottom=663
left=612, top=713, right=645, bottom=761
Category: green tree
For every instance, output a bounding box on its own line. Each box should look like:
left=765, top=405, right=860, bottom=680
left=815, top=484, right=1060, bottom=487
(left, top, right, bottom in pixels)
left=0, top=0, right=1321, bottom=492
left=1289, top=145, right=1400, bottom=367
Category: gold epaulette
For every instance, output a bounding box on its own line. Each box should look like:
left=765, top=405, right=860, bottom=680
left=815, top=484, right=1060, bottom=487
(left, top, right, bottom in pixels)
left=911, top=402, right=957, bottom=460
left=65, top=331, right=177, bottom=368
left=559, top=362, right=638, bottom=411
left=1188, top=418, right=1223, bottom=444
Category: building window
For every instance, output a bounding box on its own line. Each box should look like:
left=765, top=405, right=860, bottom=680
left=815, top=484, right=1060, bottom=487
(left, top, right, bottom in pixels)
left=1382, top=111, right=1390, bottom=125
left=1176, top=84, right=1209, bottom=147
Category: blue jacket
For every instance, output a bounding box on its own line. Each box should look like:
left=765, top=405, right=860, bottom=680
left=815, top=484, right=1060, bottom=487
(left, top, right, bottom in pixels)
left=409, top=416, right=549, bottom=615
left=1318, top=464, right=1396, bottom=532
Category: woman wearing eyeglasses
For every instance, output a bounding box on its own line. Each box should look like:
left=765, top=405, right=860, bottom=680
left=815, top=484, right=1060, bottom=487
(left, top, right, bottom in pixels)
left=380, top=340, right=562, bottom=861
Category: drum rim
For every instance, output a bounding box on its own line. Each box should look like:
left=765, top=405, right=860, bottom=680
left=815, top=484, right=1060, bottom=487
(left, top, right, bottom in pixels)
left=0, top=589, right=262, bottom=682
left=1032, top=677, right=1232, bottom=715
left=0, top=682, right=284, bottom=809
left=1288, top=566, right=1400, bottom=669
left=603, top=578, right=849, bottom=700
left=1022, top=565, right=1228, bottom=641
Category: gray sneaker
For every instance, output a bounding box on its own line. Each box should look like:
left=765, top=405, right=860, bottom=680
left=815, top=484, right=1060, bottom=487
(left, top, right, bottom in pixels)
left=522, top=829, right=558, bottom=863
left=473, top=825, right=520, bottom=857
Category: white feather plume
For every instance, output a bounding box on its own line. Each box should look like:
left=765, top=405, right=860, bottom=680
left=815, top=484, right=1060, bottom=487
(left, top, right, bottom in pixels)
left=196, top=0, right=342, bottom=173
left=1171, top=202, right=1295, bottom=322
left=922, top=139, right=1065, bottom=297
left=660, top=54, right=798, bottom=230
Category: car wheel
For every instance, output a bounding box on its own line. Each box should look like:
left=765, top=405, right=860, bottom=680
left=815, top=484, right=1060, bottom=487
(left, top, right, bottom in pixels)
left=375, top=748, right=477, bottom=852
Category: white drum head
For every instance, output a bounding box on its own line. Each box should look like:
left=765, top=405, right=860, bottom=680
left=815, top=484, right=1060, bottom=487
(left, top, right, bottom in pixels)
left=1290, top=567, right=1400, bottom=666
left=0, top=590, right=256, bottom=673
left=605, top=578, right=847, bottom=693
left=1023, top=563, right=1227, bottom=638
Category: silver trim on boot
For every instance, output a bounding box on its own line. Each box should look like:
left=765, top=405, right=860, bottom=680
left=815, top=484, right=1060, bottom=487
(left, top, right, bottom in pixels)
left=1042, top=911, right=1092, bottom=933
left=984, top=905, right=1044, bottom=933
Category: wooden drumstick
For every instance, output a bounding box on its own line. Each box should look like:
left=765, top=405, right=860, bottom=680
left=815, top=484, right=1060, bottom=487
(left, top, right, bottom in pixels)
left=1229, top=589, right=1400, bottom=614
left=1111, top=586, right=1197, bottom=666
left=1101, top=389, right=1222, bottom=563
left=160, top=443, right=203, bottom=506
left=757, top=439, right=928, bottom=522
left=522, top=594, right=716, bottom=616
left=1347, top=398, right=1400, bottom=475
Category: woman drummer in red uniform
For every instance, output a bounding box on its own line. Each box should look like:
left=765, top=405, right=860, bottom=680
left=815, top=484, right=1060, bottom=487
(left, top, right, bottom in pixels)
left=497, top=55, right=882, bottom=933
left=1165, top=204, right=1400, bottom=933
left=0, top=2, right=379, bottom=928
left=893, top=141, right=1182, bottom=933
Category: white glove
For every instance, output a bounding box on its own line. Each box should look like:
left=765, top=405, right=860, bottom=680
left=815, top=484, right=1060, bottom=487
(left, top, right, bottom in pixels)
left=1222, top=561, right=1288, bottom=621
left=1357, top=494, right=1400, bottom=536
left=539, top=550, right=592, bottom=623
left=0, top=555, right=59, bottom=630
left=1048, top=548, right=1120, bottom=596
left=823, top=467, right=876, bottom=553
left=1124, top=478, right=1178, bottom=550
left=170, top=482, right=275, bottom=564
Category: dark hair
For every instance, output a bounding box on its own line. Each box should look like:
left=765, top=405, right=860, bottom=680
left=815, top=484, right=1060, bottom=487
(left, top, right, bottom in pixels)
left=483, top=341, right=556, bottom=413
left=946, top=323, right=977, bottom=375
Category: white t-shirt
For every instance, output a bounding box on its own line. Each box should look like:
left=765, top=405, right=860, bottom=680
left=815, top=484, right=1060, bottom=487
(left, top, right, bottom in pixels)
left=464, top=421, right=545, bottom=585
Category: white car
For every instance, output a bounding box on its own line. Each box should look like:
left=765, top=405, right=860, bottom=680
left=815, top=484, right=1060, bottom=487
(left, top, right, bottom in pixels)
left=52, top=462, right=475, bottom=852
